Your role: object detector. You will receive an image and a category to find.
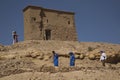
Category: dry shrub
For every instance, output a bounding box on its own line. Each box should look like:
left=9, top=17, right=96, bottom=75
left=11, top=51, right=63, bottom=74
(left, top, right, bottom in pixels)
left=88, top=47, right=94, bottom=52
left=106, top=54, right=120, bottom=64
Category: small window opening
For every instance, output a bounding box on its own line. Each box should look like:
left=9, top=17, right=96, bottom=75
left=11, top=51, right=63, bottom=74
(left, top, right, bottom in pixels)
left=31, top=17, right=36, bottom=22
left=33, top=17, right=36, bottom=21
left=47, top=19, right=48, bottom=23
left=68, top=21, right=70, bottom=24
left=45, top=29, right=51, bottom=40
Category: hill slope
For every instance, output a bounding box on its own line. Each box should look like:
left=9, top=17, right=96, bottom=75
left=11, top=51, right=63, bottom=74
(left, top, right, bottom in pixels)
left=0, top=40, right=120, bottom=80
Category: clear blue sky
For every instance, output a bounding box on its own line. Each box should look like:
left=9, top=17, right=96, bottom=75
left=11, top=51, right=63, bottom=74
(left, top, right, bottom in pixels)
left=0, top=0, right=120, bottom=45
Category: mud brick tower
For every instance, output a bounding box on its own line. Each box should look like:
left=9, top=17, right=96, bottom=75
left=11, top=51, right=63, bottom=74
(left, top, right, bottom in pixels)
left=23, top=5, right=78, bottom=41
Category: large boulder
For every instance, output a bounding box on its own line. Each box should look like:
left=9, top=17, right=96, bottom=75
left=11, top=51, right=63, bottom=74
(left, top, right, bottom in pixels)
left=79, top=54, right=85, bottom=59
left=0, top=54, right=16, bottom=60
left=88, top=54, right=96, bottom=60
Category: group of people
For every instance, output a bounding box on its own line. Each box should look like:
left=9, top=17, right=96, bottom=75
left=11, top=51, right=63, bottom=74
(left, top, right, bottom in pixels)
left=52, top=51, right=75, bottom=67
left=12, top=31, right=107, bottom=67
left=52, top=50, right=107, bottom=67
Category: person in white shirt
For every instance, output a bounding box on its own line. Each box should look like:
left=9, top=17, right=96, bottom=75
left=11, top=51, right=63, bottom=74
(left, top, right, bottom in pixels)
left=100, top=51, right=107, bottom=66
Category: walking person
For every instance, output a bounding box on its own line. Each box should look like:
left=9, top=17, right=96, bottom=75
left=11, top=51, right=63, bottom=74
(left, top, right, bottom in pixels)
left=12, top=31, right=18, bottom=44
left=69, top=52, right=75, bottom=66
left=52, top=51, right=59, bottom=67
left=100, top=51, right=107, bottom=66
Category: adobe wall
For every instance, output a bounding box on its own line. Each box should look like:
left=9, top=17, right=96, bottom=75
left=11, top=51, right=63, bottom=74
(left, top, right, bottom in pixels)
left=23, top=6, right=78, bottom=41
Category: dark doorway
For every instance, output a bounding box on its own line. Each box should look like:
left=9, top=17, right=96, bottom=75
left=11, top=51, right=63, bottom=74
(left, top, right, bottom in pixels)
left=45, top=29, right=51, bottom=40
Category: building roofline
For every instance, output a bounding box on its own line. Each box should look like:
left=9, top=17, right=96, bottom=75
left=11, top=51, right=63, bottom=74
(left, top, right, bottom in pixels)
left=23, top=5, right=75, bottom=15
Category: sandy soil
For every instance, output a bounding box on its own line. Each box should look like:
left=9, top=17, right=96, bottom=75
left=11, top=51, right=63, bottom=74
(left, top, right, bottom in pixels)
left=0, top=40, right=120, bottom=80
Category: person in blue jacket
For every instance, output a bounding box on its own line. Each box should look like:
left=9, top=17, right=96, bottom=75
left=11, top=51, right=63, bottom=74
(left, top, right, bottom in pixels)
left=69, top=52, right=75, bottom=66
left=52, top=51, right=59, bottom=66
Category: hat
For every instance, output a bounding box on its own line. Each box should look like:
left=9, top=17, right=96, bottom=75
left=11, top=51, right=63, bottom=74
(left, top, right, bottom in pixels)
left=100, top=51, right=104, bottom=53
left=69, top=52, right=73, bottom=55
left=12, top=31, right=16, bottom=34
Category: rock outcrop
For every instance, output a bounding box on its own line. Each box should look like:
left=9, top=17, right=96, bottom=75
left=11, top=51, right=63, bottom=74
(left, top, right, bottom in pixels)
left=0, top=40, right=120, bottom=80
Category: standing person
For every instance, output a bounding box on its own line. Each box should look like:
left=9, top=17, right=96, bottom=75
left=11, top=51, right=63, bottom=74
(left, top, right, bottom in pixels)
left=69, top=52, right=75, bottom=66
left=12, top=31, right=18, bottom=44
left=52, top=51, right=59, bottom=67
left=100, top=51, right=107, bottom=66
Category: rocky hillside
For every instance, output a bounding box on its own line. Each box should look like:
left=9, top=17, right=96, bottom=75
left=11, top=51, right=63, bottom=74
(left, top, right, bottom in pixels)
left=0, top=40, right=120, bottom=80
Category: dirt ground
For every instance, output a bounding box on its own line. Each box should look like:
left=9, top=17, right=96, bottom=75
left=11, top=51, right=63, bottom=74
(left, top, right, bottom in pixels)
left=0, top=40, right=120, bottom=80
left=0, top=58, right=120, bottom=80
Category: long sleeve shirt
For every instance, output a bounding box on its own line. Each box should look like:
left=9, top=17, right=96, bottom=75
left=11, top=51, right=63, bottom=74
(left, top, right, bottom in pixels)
left=100, top=53, right=107, bottom=61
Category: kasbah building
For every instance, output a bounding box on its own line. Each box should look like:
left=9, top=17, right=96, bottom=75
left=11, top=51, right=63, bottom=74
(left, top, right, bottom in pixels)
left=23, top=5, right=78, bottom=41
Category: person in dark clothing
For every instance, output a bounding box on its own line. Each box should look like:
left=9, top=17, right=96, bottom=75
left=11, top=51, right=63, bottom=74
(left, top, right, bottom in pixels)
left=69, top=52, right=75, bottom=66
left=52, top=51, right=59, bottom=66
left=12, top=31, right=18, bottom=44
